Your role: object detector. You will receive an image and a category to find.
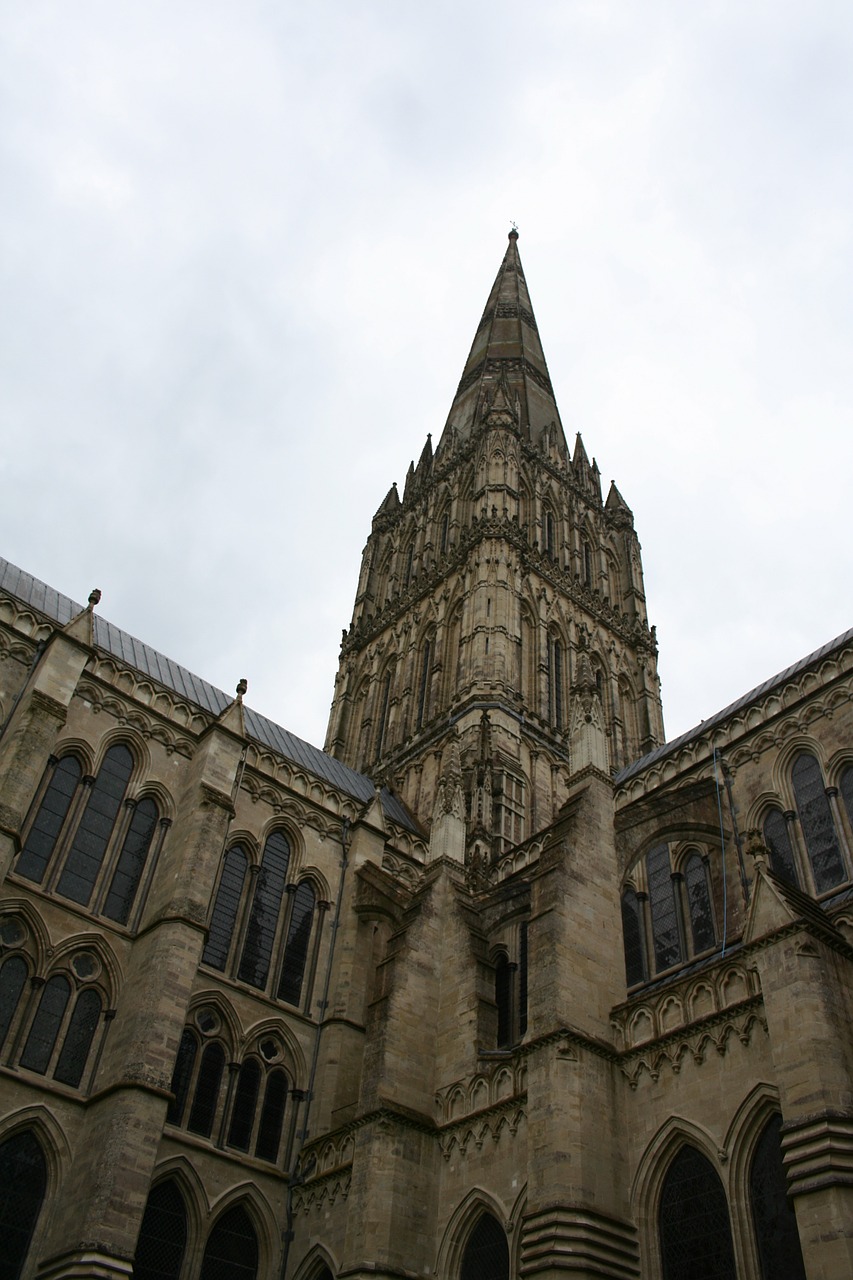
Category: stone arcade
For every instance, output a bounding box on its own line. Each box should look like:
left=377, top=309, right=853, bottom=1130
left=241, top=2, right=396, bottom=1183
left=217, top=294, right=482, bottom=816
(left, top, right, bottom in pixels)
left=1, top=233, right=852, bottom=1279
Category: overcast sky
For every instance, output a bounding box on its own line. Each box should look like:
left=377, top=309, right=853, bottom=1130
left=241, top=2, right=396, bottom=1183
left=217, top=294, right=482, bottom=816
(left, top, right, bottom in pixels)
left=2, top=1, right=851, bottom=754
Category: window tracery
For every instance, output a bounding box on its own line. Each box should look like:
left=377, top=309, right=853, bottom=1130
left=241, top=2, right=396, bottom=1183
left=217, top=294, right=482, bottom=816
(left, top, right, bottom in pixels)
left=621, top=843, right=718, bottom=987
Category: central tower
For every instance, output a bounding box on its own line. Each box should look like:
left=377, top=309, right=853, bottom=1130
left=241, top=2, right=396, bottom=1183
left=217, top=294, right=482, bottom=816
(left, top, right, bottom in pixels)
left=325, top=231, right=663, bottom=854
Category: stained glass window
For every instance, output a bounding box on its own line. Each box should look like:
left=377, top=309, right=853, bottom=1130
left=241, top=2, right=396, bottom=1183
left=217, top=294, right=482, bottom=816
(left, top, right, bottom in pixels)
left=238, top=832, right=291, bottom=989
left=763, top=809, right=799, bottom=886
left=57, top=745, right=134, bottom=906
left=20, top=974, right=70, bottom=1074
left=460, top=1212, right=509, bottom=1280
left=0, top=1130, right=47, bottom=1280
left=277, top=882, right=315, bottom=1006
left=621, top=888, right=646, bottom=987
left=255, top=1069, right=288, bottom=1163
left=54, top=988, right=101, bottom=1087
left=103, top=797, right=159, bottom=924
left=792, top=754, right=846, bottom=892
left=134, top=1178, right=188, bottom=1280
left=167, top=1028, right=198, bottom=1125
left=188, top=1042, right=225, bottom=1138
left=203, top=846, right=248, bottom=971
left=659, top=1145, right=736, bottom=1280
left=227, top=1059, right=261, bottom=1152
left=647, top=845, right=682, bottom=973
left=750, top=1114, right=806, bottom=1280
left=0, top=955, right=28, bottom=1051
left=684, top=853, right=715, bottom=954
left=17, top=756, right=81, bottom=883
left=199, top=1204, right=259, bottom=1280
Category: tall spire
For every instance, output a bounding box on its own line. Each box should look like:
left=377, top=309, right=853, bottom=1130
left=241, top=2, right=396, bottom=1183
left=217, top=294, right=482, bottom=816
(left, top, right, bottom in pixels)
left=440, top=230, right=567, bottom=452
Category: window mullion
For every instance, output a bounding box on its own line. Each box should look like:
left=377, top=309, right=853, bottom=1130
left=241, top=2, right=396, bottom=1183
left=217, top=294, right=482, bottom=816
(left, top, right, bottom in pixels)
left=4, top=975, right=44, bottom=1068
left=91, top=797, right=136, bottom=916
left=43, top=776, right=94, bottom=893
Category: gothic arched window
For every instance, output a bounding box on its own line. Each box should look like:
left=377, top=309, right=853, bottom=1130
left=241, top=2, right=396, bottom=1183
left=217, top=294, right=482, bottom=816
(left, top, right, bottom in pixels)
left=460, top=1211, right=510, bottom=1280
left=544, top=509, right=555, bottom=557
left=277, top=881, right=316, bottom=1007
left=200, top=1204, right=259, bottom=1280
left=549, top=636, right=564, bottom=731
left=495, top=953, right=512, bottom=1049
left=0, top=1129, right=47, bottom=1280
left=416, top=636, right=433, bottom=731
left=791, top=753, right=846, bottom=892
left=20, top=974, right=70, bottom=1074
left=17, top=972, right=102, bottom=1089
left=750, top=1113, right=806, bottom=1280
left=621, top=887, right=647, bottom=987
left=228, top=1058, right=262, bottom=1151
left=56, top=744, right=134, bottom=906
left=255, top=1068, right=288, bottom=1163
left=187, top=1042, right=226, bottom=1138
left=17, top=754, right=82, bottom=883
left=659, top=1145, right=737, bottom=1280
left=0, top=954, right=28, bottom=1051
left=582, top=538, right=593, bottom=586
left=683, top=852, right=715, bottom=954
left=763, top=809, right=800, bottom=886
left=134, top=1178, right=188, bottom=1280
left=53, top=987, right=102, bottom=1087
left=203, top=845, right=249, bottom=971
left=647, top=844, right=683, bottom=973
left=102, top=796, right=159, bottom=924
left=237, top=831, right=292, bottom=989
left=840, top=764, right=853, bottom=830
left=167, top=1028, right=198, bottom=1125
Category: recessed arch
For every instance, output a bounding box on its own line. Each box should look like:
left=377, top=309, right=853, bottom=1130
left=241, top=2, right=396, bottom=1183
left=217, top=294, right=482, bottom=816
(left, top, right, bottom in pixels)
left=436, top=1188, right=511, bottom=1280
left=291, top=1242, right=339, bottom=1280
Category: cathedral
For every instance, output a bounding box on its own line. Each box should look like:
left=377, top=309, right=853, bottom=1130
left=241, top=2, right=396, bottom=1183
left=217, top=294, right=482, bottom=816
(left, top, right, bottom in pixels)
left=1, top=232, right=852, bottom=1280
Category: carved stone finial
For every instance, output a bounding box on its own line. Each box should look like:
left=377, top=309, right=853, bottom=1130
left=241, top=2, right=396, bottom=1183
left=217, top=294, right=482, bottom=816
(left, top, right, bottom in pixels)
left=236, top=678, right=248, bottom=701
left=88, top=588, right=101, bottom=608
left=744, top=828, right=769, bottom=871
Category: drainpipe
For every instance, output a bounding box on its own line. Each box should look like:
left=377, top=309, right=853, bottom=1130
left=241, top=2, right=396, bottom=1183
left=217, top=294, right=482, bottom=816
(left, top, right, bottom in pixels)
left=280, top=815, right=351, bottom=1280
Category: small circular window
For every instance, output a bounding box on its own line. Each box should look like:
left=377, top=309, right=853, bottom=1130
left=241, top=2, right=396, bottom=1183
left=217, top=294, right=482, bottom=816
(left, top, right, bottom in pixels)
left=259, top=1037, right=281, bottom=1062
left=195, top=1007, right=221, bottom=1036
left=71, top=951, right=101, bottom=981
left=0, top=916, right=27, bottom=948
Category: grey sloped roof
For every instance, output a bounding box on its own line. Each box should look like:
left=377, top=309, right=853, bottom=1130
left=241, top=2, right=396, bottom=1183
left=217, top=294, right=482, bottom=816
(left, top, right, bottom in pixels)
left=0, top=557, right=419, bottom=835
left=615, top=624, right=853, bottom=786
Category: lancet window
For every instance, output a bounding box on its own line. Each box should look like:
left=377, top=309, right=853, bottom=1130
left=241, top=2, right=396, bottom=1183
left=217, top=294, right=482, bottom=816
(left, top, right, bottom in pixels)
left=202, top=833, right=322, bottom=1011
left=761, top=752, right=850, bottom=895
left=167, top=1015, right=292, bottom=1166
left=749, top=1114, right=806, bottom=1279
left=135, top=1182, right=260, bottom=1280
left=658, top=1145, right=737, bottom=1279
left=16, top=746, right=166, bottom=928
left=1, top=945, right=106, bottom=1091
left=621, top=843, right=718, bottom=987
left=492, top=920, right=528, bottom=1048
left=460, top=1211, right=510, bottom=1280
left=0, top=1129, right=47, bottom=1280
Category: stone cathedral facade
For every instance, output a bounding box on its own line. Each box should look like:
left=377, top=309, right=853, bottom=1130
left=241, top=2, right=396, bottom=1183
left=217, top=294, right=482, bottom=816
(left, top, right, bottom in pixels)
left=0, top=233, right=852, bottom=1280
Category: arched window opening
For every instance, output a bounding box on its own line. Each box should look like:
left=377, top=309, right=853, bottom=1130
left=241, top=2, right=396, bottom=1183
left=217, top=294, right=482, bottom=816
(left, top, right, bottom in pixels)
left=544, top=510, right=555, bottom=557
left=238, top=831, right=291, bottom=989
left=0, top=955, right=28, bottom=1051
left=495, top=773, right=525, bottom=852
left=549, top=637, right=564, bottom=732
left=440, top=511, right=450, bottom=555
left=647, top=845, right=683, bottom=973
left=188, top=1042, right=226, bottom=1138
left=621, top=888, right=647, bottom=987
left=18, top=755, right=82, bottom=883
left=404, top=543, right=414, bottom=588
left=0, top=1130, right=47, bottom=1280
left=792, top=753, right=846, bottom=892
left=20, top=974, right=71, bottom=1074
left=255, top=1068, right=288, bottom=1163
left=375, top=671, right=392, bottom=760
left=228, top=1058, right=262, bottom=1151
left=278, top=881, right=316, bottom=1006
left=495, top=953, right=512, bottom=1049
left=840, top=764, right=853, bottom=830
left=200, top=1204, right=259, bottom=1280
left=134, top=1178, right=188, bottom=1280
left=659, top=1145, right=737, bottom=1280
left=763, top=809, right=800, bottom=887
left=518, top=922, right=528, bottom=1039
left=203, top=845, right=249, bottom=971
left=684, top=853, right=716, bottom=954
left=103, top=796, right=159, bottom=924
left=53, top=987, right=101, bottom=1088
left=167, top=1028, right=198, bottom=1126
left=416, top=637, right=433, bottom=731
left=582, top=539, right=593, bottom=586
left=750, top=1113, right=806, bottom=1280
left=460, top=1211, right=510, bottom=1280
left=56, top=744, right=134, bottom=906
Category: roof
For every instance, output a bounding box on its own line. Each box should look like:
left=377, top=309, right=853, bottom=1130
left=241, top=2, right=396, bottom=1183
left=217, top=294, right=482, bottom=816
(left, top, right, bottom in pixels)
left=0, top=557, right=420, bottom=835
left=615, top=624, right=853, bottom=786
